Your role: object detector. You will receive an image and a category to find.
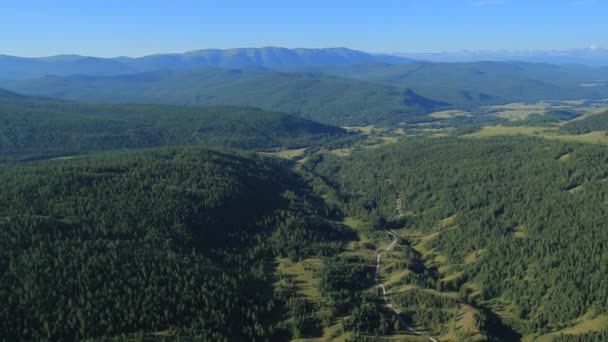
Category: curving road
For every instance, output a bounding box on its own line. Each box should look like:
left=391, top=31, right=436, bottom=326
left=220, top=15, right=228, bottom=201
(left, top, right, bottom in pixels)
left=375, top=230, right=438, bottom=342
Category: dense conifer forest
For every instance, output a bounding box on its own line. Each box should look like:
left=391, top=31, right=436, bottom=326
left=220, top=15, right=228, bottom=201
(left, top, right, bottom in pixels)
left=0, top=147, right=354, bottom=340
left=0, top=93, right=356, bottom=162
left=559, top=110, right=608, bottom=134
left=303, top=136, right=608, bottom=338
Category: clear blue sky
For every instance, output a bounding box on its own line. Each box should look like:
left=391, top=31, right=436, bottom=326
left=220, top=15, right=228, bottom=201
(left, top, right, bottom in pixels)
left=1, top=0, right=606, bottom=57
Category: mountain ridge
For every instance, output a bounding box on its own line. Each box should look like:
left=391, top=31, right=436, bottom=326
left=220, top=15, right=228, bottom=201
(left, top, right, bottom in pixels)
left=0, top=90, right=356, bottom=162
left=0, top=47, right=414, bottom=80
left=0, top=67, right=446, bottom=125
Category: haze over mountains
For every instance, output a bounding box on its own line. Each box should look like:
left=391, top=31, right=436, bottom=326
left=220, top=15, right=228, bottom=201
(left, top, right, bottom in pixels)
left=394, top=46, right=608, bottom=66
left=3, top=47, right=608, bottom=125
left=0, top=47, right=413, bottom=80
left=0, top=67, right=447, bottom=125
left=3, top=46, right=608, bottom=83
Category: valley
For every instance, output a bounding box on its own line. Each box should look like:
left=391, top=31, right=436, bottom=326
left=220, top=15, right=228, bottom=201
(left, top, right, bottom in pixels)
left=2, top=44, right=608, bottom=342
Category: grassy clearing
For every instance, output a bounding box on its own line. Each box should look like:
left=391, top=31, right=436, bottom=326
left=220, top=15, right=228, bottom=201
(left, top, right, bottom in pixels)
left=328, top=148, right=351, bottom=157
left=259, top=147, right=307, bottom=159
left=525, top=314, right=608, bottom=342
left=464, top=249, right=485, bottom=265
left=548, top=131, right=608, bottom=144
left=552, top=99, right=587, bottom=105
left=50, top=156, right=78, bottom=161
left=428, top=109, right=471, bottom=119
left=555, top=315, right=608, bottom=335
left=439, top=214, right=457, bottom=228
left=464, top=282, right=482, bottom=301
left=561, top=106, right=608, bottom=123
left=382, top=136, right=399, bottom=144
left=465, top=125, right=553, bottom=138
left=465, top=125, right=608, bottom=144
left=512, top=231, right=528, bottom=238
left=452, top=304, right=485, bottom=341
left=343, top=217, right=366, bottom=231
left=442, top=270, right=464, bottom=283
left=568, top=184, right=585, bottom=193
left=293, top=321, right=351, bottom=342
left=276, top=257, right=321, bottom=301
left=486, top=102, right=549, bottom=111
left=496, top=109, right=545, bottom=121
left=343, top=125, right=382, bottom=134
left=384, top=268, right=413, bottom=290
left=394, top=127, right=406, bottom=136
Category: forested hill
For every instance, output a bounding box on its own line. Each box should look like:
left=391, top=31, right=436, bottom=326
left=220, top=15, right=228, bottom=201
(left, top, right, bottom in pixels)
left=0, top=68, right=447, bottom=125
left=304, top=61, right=608, bottom=107
left=0, top=88, right=24, bottom=99
left=0, top=91, right=356, bottom=162
left=0, top=146, right=354, bottom=340
left=0, top=47, right=414, bottom=80
left=304, top=136, right=608, bottom=337
left=559, top=109, right=608, bottom=134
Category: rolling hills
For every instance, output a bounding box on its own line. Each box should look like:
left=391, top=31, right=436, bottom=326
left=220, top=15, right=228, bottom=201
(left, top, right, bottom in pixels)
left=0, top=146, right=354, bottom=340
left=0, top=68, right=447, bottom=125
left=304, top=136, right=608, bottom=339
left=305, top=61, right=608, bottom=106
left=559, top=109, right=608, bottom=134
left=5, top=59, right=608, bottom=127
left=0, top=90, right=355, bottom=162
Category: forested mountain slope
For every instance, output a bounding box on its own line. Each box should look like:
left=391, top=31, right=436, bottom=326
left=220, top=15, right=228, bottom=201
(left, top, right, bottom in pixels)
left=304, top=136, right=608, bottom=338
left=559, top=109, right=608, bottom=134
left=305, top=61, right=608, bottom=106
left=0, top=91, right=355, bottom=162
left=0, top=68, right=447, bottom=125
left=0, top=147, right=354, bottom=340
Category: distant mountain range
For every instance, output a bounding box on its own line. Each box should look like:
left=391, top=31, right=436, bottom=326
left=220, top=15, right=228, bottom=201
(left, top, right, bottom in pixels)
left=393, top=46, right=608, bottom=66
left=3, top=46, right=608, bottom=127
left=4, top=60, right=608, bottom=125
left=306, top=61, right=608, bottom=106
left=0, top=47, right=413, bottom=80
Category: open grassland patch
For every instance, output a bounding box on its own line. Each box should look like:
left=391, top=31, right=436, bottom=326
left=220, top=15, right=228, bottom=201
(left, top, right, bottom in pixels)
left=486, top=102, right=550, bottom=111
left=394, top=127, right=406, bottom=136
left=464, top=249, right=485, bottom=265
left=496, top=109, right=546, bottom=121
left=465, top=125, right=553, bottom=138
left=343, top=125, right=382, bottom=134
left=526, top=314, right=608, bottom=342
left=565, top=107, right=608, bottom=123
left=451, top=304, right=485, bottom=341
left=260, top=147, right=308, bottom=159
left=328, top=148, right=351, bottom=157
left=439, top=214, right=457, bottom=228
left=465, top=125, right=608, bottom=145
left=276, top=257, right=322, bottom=301
left=428, top=109, right=471, bottom=119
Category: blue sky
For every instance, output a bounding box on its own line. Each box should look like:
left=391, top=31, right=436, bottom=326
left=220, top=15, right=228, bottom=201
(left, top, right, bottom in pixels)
left=1, top=0, right=606, bottom=57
